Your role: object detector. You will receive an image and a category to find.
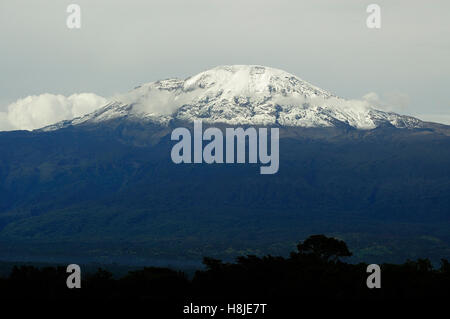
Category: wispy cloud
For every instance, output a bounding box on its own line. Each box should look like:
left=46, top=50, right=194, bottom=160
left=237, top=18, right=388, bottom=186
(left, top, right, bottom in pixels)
left=362, top=92, right=410, bottom=113
left=415, top=113, right=450, bottom=125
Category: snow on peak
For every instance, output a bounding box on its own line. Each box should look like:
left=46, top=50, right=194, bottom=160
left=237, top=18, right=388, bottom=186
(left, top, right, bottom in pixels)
left=44, top=65, right=423, bottom=131
left=183, top=65, right=333, bottom=99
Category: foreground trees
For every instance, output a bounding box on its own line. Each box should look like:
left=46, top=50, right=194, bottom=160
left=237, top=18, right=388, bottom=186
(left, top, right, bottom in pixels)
left=0, top=235, right=449, bottom=300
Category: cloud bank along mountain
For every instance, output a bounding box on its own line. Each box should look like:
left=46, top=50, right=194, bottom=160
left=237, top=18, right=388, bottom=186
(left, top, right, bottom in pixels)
left=0, top=93, right=107, bottom=131
left=1, top=65, right=426, bottom=132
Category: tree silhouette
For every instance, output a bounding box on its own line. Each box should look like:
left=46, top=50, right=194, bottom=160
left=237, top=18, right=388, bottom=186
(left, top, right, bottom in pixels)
left=202, top=257, right=224, bottom=271
left=295, top=234, right=352, bottom=262
left=440, top=259, right=450, bottom=274
left=1, top=235, right=450, bottom=300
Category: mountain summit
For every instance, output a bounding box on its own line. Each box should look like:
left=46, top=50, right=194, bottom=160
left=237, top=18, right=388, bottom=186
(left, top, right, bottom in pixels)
left=46, top=65, right=423, bottom=131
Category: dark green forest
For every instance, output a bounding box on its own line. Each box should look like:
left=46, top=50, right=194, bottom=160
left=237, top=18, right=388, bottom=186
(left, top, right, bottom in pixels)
left=1, top=124, right=450, bottom=264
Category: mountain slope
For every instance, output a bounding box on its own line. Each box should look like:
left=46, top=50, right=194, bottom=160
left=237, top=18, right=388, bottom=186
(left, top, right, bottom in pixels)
left=43, top=65, right=425, bottom=131
left=1, top=65, right=449, bottom=264
left=1, top=122, right=450, bottom=263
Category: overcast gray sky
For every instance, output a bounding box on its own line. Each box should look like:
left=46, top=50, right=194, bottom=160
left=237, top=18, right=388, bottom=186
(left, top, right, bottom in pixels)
left=0, top=0, right=449, bottom=129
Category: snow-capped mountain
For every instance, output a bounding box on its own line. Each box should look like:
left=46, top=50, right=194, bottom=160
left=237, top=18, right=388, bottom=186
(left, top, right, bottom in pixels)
left=3, top=67, right=450, bottom=264
left=44, top=65, right=423, bottom=131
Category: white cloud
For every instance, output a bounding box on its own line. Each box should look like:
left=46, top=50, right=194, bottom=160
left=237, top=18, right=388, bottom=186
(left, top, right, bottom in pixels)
left=362, top=92, right=410, bottom=113
left=0, top=93, right=107, bottom=131
left=415, top=114, right=450, bottom=125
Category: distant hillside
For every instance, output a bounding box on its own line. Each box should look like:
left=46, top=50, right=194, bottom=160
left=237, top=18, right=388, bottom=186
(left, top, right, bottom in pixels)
left=0, top=121, right=449, bottom=263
